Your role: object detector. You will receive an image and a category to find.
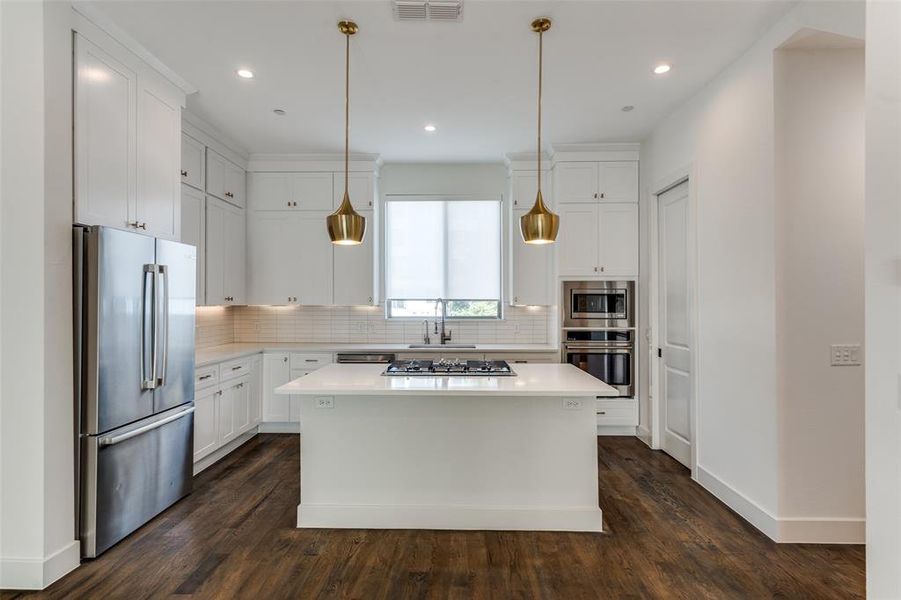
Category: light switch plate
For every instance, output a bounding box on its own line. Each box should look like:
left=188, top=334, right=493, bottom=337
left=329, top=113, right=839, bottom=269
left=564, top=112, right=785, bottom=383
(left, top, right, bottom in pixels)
left=562, top=398, right=583, bottom=410
left=831, top=344, right=862, bottom=366
left=315, top=396, right=335, bottom=409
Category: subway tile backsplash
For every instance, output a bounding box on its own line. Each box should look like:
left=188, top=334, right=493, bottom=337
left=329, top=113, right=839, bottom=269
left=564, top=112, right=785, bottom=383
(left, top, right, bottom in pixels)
left=195, top=305, right=551, bottom=348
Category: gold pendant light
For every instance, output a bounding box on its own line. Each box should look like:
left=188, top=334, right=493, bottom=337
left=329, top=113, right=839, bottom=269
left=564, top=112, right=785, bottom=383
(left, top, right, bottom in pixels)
left=520, top=17, right=559, bottom=245
left=327, top=20, right=366, bottom=245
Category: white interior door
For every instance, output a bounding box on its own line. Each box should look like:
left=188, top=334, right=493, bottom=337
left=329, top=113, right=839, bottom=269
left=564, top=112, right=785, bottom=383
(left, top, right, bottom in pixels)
left=658, top=180, right=693, bottom=467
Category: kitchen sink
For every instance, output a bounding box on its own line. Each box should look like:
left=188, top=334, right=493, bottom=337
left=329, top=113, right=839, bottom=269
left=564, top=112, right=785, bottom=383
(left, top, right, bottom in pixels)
left=408, top=344, right=477, bottom=349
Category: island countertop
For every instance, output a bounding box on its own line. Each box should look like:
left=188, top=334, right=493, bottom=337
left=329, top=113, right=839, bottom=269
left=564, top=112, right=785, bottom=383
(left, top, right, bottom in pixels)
left=275, top=363, right=618, bottom=397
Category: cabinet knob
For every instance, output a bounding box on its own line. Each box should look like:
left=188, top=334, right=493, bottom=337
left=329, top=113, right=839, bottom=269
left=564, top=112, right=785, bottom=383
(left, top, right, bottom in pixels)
left=368, top=296, right=372, bottom=304
left=293, top=201, right=298, bottom=207
left=283, top=356, right=288, bottom=362
left=139, top=222, right=147, bottom=230
left=593, top=193, right=598, bottom=199
left=181, top=170, right=188, bottom=177
left=593, top=266, right=598, bottom=272
left=287, top=201, right=291, bottom=207
left=514, top=297, right=519, bottom=303
left=600, top=192, right=605, bottom=199
left=600, top=266, right=605, bottom=273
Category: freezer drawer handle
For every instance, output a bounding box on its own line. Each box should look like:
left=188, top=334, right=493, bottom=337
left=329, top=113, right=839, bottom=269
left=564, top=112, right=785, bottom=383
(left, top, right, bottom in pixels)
left=199, top=374, right=213, bottom=381
left=98, top=406, right=195, bottom=448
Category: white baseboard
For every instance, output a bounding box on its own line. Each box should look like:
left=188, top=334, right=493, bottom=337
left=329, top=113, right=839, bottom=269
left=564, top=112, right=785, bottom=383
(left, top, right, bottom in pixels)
left=596, top=425, right=637, bottom=436
left=258, top=422, right=300, bottom=434
left=696, top=465, right=864, bottom=544
left=636, top=425, right=652, bottom=446
left=0, top=539, right=80, bottom=590
left=297, top=503, right=603, bottom=532
left=193, top=428, right=259, bottom=475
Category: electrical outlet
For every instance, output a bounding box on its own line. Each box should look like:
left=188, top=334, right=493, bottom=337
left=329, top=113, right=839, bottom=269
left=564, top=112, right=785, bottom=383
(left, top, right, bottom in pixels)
left=315, top=397, right=335, bottom=409
left=830, top=344, right=862, bottom=367
left=562, top=398, right=583, bottom=410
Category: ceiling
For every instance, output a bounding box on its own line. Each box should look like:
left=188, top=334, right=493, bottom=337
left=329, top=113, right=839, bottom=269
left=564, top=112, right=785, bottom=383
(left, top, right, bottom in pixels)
left=84, top=0, right=795, bottom=161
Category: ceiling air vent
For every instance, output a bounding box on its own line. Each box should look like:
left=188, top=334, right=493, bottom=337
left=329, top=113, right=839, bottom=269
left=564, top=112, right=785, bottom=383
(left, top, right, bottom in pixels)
left=393, top=0, right=463, bottom=22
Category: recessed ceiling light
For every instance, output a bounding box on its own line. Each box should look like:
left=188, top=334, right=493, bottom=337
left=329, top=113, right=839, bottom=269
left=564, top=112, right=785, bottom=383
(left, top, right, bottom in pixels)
left=653, top=63, right=671, bottom=75
left=273, top=108, right=286, bottom=116
left=236, top=69, right=254, bottom=79
left=621, top=105, right=634, bottom=112
left=424, top=124, right=437, bottom=132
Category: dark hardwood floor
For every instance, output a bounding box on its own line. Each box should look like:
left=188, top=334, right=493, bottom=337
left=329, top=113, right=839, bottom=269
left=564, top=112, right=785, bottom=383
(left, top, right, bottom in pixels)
left=3, top=435, right=864, bottom=599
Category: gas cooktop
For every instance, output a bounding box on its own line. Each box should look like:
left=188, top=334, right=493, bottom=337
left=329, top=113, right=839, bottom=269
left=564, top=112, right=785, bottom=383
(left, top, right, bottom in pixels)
left=383, top=359, right=516, bottom=377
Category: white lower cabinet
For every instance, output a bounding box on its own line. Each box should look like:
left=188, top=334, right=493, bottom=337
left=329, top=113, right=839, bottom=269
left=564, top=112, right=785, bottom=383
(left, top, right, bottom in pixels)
left=193, top=386, right=219, bottom=462
left=262, top=352, right=332, bottom=426
left=193, top=358, right=262, bottom=468
left=596, top=399, right=639, bottom=427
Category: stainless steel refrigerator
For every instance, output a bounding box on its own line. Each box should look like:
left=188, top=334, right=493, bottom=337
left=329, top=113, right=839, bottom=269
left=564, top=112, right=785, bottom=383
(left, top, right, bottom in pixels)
left=74, top=225, right=196, bottom=558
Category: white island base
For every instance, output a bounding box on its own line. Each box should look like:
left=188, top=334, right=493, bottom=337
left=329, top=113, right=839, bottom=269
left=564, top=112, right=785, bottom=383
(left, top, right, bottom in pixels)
left=276, top=364, right=617, bottom=533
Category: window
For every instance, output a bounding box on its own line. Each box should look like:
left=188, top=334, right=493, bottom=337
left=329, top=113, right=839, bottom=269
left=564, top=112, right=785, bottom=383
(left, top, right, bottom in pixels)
left=384, top=197, right=502, bottom=318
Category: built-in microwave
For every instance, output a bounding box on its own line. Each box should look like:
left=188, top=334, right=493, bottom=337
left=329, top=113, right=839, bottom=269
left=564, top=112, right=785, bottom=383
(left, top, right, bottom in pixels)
left=563, top=281, right=635, bottom=329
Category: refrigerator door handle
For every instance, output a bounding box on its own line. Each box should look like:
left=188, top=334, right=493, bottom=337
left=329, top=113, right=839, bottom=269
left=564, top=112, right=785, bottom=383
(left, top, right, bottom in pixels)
left=97, top=406, right=195, bottom=447
left=141, top=265, right=157, bottom=390
left=156, top=265, right=169, bottom=387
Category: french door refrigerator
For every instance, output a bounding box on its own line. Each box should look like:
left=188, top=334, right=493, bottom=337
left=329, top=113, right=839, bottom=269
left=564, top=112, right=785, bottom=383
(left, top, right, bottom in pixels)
left=74, top=225, right=196, bottom=557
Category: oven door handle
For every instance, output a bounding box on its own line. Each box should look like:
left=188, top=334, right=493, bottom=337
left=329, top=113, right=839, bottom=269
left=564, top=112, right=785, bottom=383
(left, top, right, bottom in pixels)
left=564, top=345, right=633, bottom=352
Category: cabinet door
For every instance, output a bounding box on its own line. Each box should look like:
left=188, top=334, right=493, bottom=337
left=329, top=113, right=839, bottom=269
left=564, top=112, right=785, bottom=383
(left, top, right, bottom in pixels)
left=224, top=206, right=247, bottom=304
left=510, top=171, right=552, bottom=306
left=193, top=387, right=219, bottom=462
left=295, top=213, right=334, bottom=305
left=557, top=204, right=600, bottom=277
left=294, top=173, right=334, bottom=210
left=334, top=209, right=375, bottom=306
left=180, top=185, right=205, bottom=304
left=332, top=172, right=374, bottom=209
left=598, top=203, right=639, bottom=277
left=247, top=213, right=298, bottom=305
left=249, top=357, right=262, bottom=427
left=248, top=172, right=293, bottom=211
left=233, top=378, right=251, bottom=435
left=204, top=198, right=226, bottom=305
left=225, top=162, right=246, bottom=208
left=206, top=149, right=229, bottom=201
left=181, top=133, right=204, bottom=190
left=74, top=35, right=137, bottom=230
left=598, top=162, right=639, bottom=203
left=218, top=383, right=237, bottom=446
left=263, top=353, right=291, bottom=422
left=136, top=82, right=180, bottom=240
left=554, top=162, right=599, bottom=203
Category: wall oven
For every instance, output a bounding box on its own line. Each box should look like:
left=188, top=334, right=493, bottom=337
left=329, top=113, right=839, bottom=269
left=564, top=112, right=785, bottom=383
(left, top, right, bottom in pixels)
left=562, top=330, right=634, bottom=397
left=563, top=280, right=635, bottom=329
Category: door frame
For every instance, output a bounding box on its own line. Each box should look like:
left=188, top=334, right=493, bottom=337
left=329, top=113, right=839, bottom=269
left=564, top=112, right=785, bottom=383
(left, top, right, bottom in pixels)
left=647, top=164, right=700, bottom=479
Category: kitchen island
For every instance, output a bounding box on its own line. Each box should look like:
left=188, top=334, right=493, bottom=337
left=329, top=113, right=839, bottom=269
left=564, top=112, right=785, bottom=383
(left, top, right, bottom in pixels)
left=275, top=362, right=618, bottom=532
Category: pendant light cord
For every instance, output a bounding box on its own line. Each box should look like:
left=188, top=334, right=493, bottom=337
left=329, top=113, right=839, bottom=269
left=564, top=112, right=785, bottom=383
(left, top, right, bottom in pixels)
left=536, top=28, right=542, bottom=194
left=344, top=30, right=350, bottom=197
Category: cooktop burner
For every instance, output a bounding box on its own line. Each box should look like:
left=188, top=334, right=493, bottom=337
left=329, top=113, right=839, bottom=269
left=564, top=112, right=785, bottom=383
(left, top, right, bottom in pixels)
left=382, top=359, right=516, bottom=377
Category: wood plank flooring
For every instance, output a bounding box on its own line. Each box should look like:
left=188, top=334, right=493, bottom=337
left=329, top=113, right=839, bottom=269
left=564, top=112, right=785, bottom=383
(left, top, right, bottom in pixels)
left=2, top=435, right=864, bottom=599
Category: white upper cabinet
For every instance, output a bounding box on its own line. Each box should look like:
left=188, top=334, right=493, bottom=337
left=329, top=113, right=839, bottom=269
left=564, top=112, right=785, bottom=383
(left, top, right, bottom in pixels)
left=598, top=203, right=639, bottom=277
left=557, top=204, right=601, bottom=277
left=334, top=209, right=375, bottom=306
left=510, top=171, right=552, bottom=305
left=206, top=197, right=246, bottom=305
left=557, top=203, right=638, bottom=278
left=136, top=82, right=180, bottom=240
left=554, top=162, right=599, bottom=204
left=74, top=33, right=183, bottom=239
left=206, top=149, right=245, bottom=207
left=555, top=161, right=638, bottom=203
left=598, top=162, right=639, bottom=203
left=74, top=35, right=137, bottom=231
left=180, top=133, right=205, bottom=190
left=247, top=172, right=333, bottom=211
left=295, top=212, right=334, bottom=305
left=180, top=185, right=205, bottom=304
left=248, top=213, right=300, bottom=305
left=333, top=172, right=375, bottom=209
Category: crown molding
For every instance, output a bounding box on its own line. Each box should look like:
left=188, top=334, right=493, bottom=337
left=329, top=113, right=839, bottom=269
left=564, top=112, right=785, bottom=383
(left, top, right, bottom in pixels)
left=247, top=153, right=382, bottom=173
left=549, top=142, right=641, bottom=163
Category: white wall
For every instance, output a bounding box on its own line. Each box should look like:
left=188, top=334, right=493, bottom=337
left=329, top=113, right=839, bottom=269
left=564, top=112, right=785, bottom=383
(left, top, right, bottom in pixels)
left=379, top=163, right=507, bottom=197
left=864, top=0, right=901, bottom=595
left=640, top=0, right=864, bottom=541
left=774, top=44, right=864, bottom=536
left=0, top=0, right=79, bottom=589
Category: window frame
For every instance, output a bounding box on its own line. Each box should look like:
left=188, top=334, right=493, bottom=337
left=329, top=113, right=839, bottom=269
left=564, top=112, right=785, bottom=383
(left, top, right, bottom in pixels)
left=382, top=194, right=504, bottom=320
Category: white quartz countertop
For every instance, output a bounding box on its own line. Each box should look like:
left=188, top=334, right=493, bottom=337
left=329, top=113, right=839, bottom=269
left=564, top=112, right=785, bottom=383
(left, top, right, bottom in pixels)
left=275, top=363, right=618, bottom=397
left=195, top=342, right=560, bottom=368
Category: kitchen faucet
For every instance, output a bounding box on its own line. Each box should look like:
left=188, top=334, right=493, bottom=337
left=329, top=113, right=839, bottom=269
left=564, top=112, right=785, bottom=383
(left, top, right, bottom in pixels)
left=434, top=298, right=453, bottom=345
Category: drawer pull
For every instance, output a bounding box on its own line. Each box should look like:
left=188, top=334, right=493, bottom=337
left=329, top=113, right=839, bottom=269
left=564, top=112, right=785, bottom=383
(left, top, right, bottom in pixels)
left=598, top=411, right=606, bottom=415
left=304, top=359, right=318, bottom=363
left=199, top=374, right=213, bottom=381
left=231, top=365, right=242, bottom=371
